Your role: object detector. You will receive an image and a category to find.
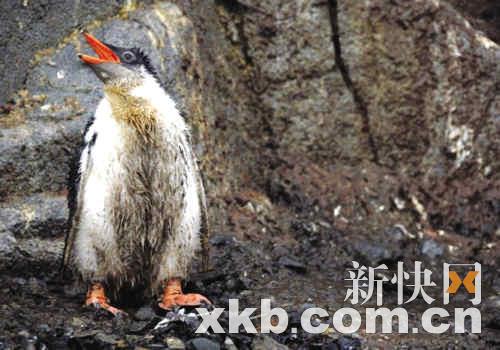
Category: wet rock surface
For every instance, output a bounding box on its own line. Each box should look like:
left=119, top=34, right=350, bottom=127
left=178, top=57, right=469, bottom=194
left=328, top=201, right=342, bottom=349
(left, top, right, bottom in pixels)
left=0, top=0, right=499, bottom=348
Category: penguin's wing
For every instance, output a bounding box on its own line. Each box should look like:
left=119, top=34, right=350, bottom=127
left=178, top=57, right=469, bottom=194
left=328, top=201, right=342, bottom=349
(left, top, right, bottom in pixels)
left=194, top=158, right=210, bottom=272
left=61, top=115, right=96, bottom=274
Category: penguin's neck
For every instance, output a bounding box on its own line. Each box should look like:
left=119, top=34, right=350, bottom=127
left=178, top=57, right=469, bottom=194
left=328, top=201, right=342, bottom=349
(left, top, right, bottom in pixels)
left=104, top=82, right=158, bottom=140
left=128, top=74, right=187, bottom=134
left=103, top=74, right=187, bottom=142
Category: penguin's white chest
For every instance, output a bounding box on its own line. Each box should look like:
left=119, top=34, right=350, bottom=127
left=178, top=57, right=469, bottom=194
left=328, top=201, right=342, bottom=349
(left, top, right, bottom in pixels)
left=77, top=99, right=129, bottom=268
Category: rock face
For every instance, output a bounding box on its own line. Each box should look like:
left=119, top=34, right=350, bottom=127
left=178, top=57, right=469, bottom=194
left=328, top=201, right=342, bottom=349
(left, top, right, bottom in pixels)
left=0, top=1, right=148, bottom=105
left=0, top=0, right=498, bottom=288
left=336, top=0, right=500, bottom=235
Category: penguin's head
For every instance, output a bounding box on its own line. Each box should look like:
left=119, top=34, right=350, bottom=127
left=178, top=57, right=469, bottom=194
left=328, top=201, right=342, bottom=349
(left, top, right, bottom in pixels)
left=78, top=31, right=158, bottom=86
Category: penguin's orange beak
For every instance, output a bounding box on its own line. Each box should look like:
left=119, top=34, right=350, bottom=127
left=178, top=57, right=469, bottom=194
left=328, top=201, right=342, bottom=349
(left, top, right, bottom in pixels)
left=78, top=32, right=120, bottom=65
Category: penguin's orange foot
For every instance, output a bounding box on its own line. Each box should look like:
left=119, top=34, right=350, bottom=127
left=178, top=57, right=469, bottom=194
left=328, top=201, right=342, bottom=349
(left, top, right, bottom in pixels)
left=159, top=292, right=211, bottom=310
left=158, top=278, right=211, bottom=310
left=85, top=283, right=127, bottom=317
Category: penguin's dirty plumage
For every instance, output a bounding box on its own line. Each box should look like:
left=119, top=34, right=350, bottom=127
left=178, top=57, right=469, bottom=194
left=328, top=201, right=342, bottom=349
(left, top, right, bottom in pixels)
left=62, top=32, right=210, bottom=314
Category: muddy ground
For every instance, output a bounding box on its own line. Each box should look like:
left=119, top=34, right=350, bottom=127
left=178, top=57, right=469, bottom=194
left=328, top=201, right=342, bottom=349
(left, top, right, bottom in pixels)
left=1, top=203, right=498, bottom=349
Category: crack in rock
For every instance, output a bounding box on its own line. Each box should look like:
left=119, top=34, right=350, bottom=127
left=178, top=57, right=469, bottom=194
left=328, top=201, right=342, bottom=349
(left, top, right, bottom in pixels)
left=327, top=0, right=380, bottom=164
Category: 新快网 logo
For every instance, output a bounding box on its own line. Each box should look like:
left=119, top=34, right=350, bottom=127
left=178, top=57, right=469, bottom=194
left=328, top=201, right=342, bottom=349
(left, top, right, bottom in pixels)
left=192, top=261, right=482, bottom=335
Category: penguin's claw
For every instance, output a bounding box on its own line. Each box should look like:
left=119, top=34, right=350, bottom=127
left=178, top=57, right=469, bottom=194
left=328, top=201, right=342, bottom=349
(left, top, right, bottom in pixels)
left=158, top=277, right=211, bottom=310
left=158, top=293, right=211, bottom=310
left=85, top=283, right=127, bottom=317
left=87, top=300, right=127, bottom=317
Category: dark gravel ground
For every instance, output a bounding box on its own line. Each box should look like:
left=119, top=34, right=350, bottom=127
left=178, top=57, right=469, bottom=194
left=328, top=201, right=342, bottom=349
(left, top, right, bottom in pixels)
left=1, top=216, right=499, bottom=349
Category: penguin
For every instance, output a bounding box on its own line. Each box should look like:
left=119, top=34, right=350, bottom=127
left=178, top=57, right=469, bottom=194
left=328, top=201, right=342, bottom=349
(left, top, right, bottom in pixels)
left=62, top=31, right=211, bottom=315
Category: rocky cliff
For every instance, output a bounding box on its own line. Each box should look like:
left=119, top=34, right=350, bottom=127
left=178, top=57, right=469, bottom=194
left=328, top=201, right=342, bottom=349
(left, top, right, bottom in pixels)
left=2, top=0, right=498, bottom=269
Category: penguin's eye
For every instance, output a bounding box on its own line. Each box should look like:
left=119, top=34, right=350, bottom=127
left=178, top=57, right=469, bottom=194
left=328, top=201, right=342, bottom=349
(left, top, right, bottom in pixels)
left=122, top=51, right=136, bottom=63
